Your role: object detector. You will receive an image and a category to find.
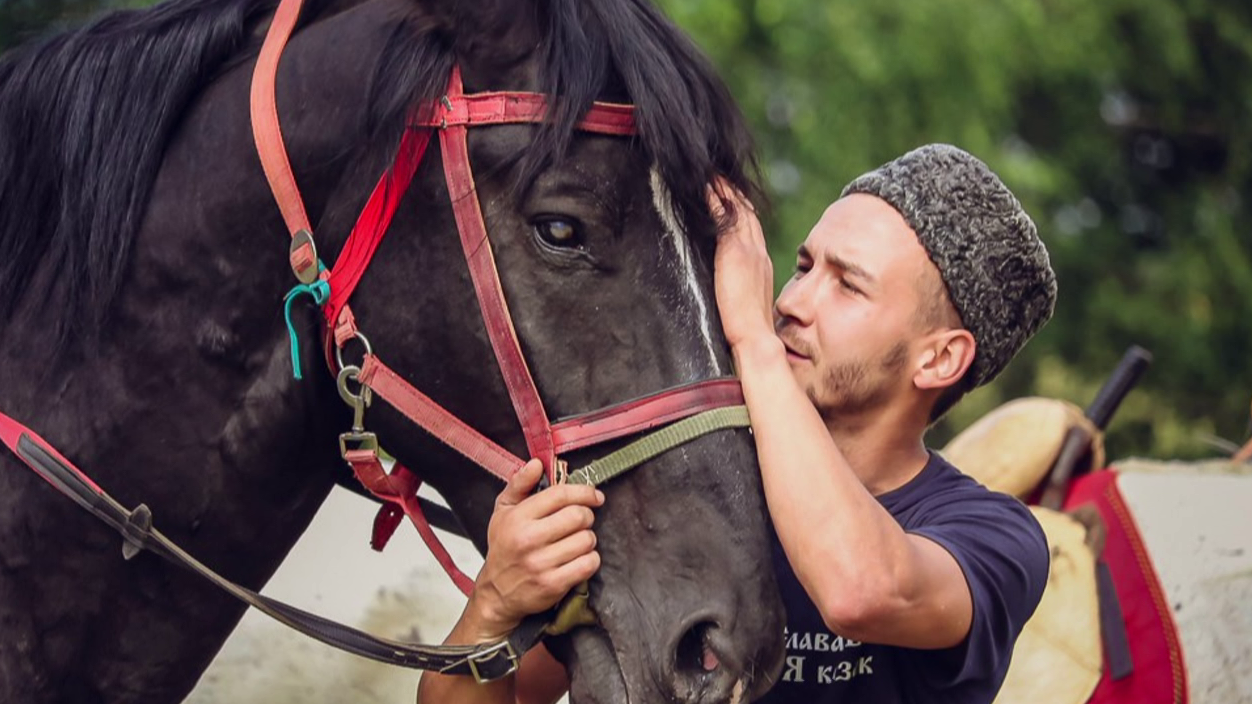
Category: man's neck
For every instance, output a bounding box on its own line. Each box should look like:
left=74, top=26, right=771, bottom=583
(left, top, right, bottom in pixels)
left=825, top=403, right=930, bottom=496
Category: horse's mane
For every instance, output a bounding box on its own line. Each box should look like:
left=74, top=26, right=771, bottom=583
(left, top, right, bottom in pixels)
left=369, top=0, right=762, bottom=215
left=0, top=0, right=759, bottom=347
left=0, top=0, right=345, bottom=344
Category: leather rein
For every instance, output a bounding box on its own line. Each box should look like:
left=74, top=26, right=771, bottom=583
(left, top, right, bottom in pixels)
left=0, top=0, right=750, bottom=684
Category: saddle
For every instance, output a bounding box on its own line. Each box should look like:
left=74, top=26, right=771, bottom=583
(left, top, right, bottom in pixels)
left=993, top=506, right=1102, bottom=704
left=942, top=401, right=1187, bottom=704
left=942, top=397, right=1104, bottom=500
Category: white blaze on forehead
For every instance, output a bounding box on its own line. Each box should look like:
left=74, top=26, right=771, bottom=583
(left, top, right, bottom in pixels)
left=649, top=166, right=720, bottom=376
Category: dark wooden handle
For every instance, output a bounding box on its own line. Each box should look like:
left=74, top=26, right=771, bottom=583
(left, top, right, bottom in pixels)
left=1086, top=346, right=1153, bottom=429
left=1040, top=345, right=1153, bottom=509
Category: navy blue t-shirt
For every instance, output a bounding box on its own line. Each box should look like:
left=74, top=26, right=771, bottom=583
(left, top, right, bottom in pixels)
left=756, top=451, right=1048, bottom=704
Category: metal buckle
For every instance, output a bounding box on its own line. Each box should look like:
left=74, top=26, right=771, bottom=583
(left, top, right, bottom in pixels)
left=336, top=365, right=378, bottom=459
left=289, top=229, right=320, bottom=284
left=338, top=431, right=379, bottom=458
left=461, top=640, right=519, bottom=684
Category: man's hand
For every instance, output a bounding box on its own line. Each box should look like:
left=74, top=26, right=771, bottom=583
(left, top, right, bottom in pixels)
left=709, top=181, right=775, bottom=350
left=466, top=460, right=605, bottom=642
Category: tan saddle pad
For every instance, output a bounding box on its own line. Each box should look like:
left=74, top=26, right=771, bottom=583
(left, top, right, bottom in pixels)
left=942, top=398, right=1105, bottom=499
left=993, top=506, right=1102, bottom=704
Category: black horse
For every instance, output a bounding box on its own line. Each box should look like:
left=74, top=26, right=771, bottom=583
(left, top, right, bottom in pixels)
left=0, top=0, right=785, bottom=702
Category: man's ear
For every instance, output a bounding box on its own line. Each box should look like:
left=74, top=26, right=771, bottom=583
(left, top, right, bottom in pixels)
left=914, top=329, right=976, bottom=391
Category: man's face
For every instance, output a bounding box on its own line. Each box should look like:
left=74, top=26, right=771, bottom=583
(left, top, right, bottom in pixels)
left=774, top=194, right=942, bottom=419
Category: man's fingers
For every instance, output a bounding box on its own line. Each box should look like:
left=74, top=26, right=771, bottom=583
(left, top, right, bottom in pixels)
left=530, top=504, right=596, bottom=545
left=547, top=552, right=602, bottom=589
left=707, top=180, right=730, bottom=219
left=532, top=529, right=598, bottom=571
left=518, top=483, right=605, bottom=520
left=497, top=459, right=544, bottom=507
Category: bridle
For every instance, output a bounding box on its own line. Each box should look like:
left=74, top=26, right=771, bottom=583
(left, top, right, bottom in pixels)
left=0, top=0, right=752, bottom=685
left=257, top=0, right=749, bottom=577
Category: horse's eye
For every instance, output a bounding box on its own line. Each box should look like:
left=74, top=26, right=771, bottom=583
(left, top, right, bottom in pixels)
left=534, top=219, right=583, bottom=249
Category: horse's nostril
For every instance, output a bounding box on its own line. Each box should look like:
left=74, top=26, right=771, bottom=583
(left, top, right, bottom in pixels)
left=675, top=620, right=720, bottom=674
left=702, top=646, right=721, bottom=672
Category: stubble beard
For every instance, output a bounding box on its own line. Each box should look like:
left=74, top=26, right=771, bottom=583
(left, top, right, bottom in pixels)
left=808, top=341, right=910, bottom=421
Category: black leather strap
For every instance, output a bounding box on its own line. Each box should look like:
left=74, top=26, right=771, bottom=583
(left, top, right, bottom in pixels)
left=1095, top=558, right=1135, bottom=680
left=14, top=434, right=537, bottom=681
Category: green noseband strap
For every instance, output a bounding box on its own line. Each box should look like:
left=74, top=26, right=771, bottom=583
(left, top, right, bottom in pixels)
left=565, top=405, right=751, bottom=487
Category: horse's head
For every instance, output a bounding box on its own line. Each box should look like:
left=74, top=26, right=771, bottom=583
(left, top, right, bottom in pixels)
left=319, top=0, right=786, bottom=700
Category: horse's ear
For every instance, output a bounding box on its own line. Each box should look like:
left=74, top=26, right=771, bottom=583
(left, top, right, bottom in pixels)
left=428, top=0, right=542, bottom=84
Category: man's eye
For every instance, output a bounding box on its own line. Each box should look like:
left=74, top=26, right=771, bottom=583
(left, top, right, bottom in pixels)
left=840, top=278, right=861, bottom=294
left=534, top=219, right=583, bottom=249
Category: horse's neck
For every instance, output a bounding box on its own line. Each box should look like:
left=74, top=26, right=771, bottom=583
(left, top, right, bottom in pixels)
left=0, top=0, right=424, bottom=594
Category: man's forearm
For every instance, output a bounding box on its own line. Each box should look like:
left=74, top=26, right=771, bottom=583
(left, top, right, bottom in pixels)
left=733, top=336, right=919, bottom=631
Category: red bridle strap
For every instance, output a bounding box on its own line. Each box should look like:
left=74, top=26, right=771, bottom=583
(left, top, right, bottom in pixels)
left=250, top=0, right=311, bottom=237
left=424, top=67, right=558, bottom=472
left=434, top=90, right=636, bottom=136
left=322, top=128, right=433, bottom=327
left=358, top=355, right=524, bottom=482
left=549, top=379, right=745, bottom=455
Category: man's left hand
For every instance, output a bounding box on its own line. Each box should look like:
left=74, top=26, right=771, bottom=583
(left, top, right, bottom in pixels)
left=709, top=182, right=775, bottom=350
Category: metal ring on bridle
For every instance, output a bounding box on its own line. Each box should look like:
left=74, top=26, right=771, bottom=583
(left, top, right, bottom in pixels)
left=335, top=331, right=373, bottom=372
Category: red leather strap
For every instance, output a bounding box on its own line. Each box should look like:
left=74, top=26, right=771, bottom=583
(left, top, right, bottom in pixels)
left=323, top=127, right=433, bottom=326
left=250, top=0, right=311, bottom=237
left=436, top=67, right=558, bottom=475
left=358, top=355, right=525, bottom=481
left=345, top=449, right=475, bottom=595
left=413, top=91, right=636, bottom=136
left=550, top=379, right=745, bottom=454
left=398, top=476, right=476, bottom=596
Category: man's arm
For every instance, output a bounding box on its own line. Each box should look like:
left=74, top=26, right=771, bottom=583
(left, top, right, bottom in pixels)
left=731, top=334, right=971, bottom=648
left=710, top=188, right=971, bottom=649
left=416, top=460, right=598, bottom=703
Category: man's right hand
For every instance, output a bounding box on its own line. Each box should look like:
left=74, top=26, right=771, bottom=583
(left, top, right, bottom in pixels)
left=466, top=459, right=605, bottom=642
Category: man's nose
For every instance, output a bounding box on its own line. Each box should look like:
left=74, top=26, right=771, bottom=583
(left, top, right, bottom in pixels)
left=774, top=274, right=816, bottom=326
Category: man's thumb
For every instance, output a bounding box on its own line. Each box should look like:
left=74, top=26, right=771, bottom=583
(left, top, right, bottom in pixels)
left=498, top=459, right=544, bottom=506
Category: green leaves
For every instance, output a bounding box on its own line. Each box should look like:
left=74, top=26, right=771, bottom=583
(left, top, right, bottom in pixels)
left=661, top=0, right=1252, bottom=459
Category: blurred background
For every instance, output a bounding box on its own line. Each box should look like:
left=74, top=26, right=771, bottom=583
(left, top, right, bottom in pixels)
left=3, top=0, right=1250, bottom=461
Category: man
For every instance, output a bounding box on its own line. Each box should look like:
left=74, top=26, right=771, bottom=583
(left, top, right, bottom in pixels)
left=418, top=144, right=1055, bottom=704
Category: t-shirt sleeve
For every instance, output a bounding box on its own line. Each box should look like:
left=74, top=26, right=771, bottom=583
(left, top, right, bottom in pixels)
left=907, top=493, right=1050, bottom=688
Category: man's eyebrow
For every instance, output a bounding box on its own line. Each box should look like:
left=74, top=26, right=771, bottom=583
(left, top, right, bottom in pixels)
left=827, top=252, right=875, bottom=284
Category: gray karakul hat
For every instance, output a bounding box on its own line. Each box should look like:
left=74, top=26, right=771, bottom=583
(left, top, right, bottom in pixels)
left=840, top=144, right=1057, bottom=388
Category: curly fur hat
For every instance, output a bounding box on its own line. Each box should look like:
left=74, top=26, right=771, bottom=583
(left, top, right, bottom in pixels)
left=841, top=144, right=1057, bottom=388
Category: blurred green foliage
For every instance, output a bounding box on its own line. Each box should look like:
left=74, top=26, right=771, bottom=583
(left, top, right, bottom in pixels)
left=3, top=0, right=1249, bottom=460
left=658, top=0, right=1252, bottom=460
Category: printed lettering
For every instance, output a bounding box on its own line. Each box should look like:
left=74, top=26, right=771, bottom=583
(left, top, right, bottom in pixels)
left=813, top=633, right=830, bottom=652
left=782, top=656, right=805, bottom=683
left=857, top=656, right=874, bottom=675
left=830, top=636, right=845, bottom=653
left=785, top=630, right=800, bottom=650
left=817, top=665, right=834, bottom=684
left=796, top=632, right=812, bottom=650
left=835, top=660, right=853, bottom=682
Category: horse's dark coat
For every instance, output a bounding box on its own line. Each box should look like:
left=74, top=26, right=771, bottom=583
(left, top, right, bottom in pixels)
left=0, top=1, right=784, bottom=702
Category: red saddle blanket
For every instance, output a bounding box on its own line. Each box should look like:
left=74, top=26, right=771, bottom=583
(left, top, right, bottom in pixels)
left=1063, top=470, right=1187, bottom=704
